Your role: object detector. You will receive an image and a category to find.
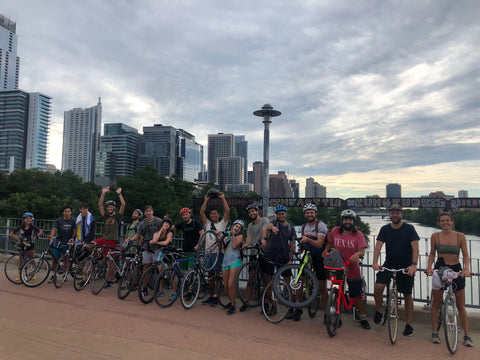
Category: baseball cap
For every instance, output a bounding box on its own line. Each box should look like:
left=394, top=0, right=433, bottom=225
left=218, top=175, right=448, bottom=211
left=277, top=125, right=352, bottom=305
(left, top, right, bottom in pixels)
left=388, top=204, right=403, bottom=211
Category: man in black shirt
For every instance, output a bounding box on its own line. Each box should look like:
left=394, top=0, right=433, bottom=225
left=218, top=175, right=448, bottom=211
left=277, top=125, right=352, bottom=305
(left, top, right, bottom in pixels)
left=173, top=208, right=204, bottom=270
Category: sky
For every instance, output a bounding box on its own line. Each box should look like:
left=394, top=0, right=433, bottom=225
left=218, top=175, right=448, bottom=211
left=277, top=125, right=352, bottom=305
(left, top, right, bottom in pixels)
left=2, top=0, right=480, bottom=198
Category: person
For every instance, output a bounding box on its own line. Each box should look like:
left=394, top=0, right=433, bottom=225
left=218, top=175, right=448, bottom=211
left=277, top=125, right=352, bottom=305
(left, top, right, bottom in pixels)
left=9, top=212, right=43, bottom=281
left=298, top=203, right=329, bottom=321
left=261, top=205, right=296, bottom=318
left=48, top=206, right=76, bottom=283
left=93, top=186, right=126, bottom=288
left=75, top=203, right=96, bottom=245
left=131, top=205, right=163, bottom=297
left=121, top=208, right=143, bottom=256
left=325, top=209, right=370, bottom=330
left=173, top=207, right=204, bottom=271
left=239, top=203, right=269, bottom=312
left=426, top=212, right=473, bottom=347
left=199, top=189, right=230, bottom=306
left=372, top=204, right=419, bottom=336
left=222, top=220, right=244, bottom=315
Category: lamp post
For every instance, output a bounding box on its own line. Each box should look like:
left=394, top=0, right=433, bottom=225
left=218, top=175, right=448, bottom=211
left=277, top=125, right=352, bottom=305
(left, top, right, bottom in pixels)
left=253, top=104, right=281, bottom=217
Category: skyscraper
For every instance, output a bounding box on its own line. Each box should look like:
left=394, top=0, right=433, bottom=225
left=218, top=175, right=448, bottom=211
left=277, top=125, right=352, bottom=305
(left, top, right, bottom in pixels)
left=305, top=177, right=326, bottom=198
left=207, top=133, right=234, bottom=185
left=25, top=93, right=51, bottom=170
left=95, top=123, right=141, bottom=187
left=252, top=161, right=263, bottom=195
left=176, top=129, right=203, bottom=183
left=386, top=183, right=401, bottom=198
left=0, top=15, right=20, bottom=90
left=0, top=89, right=50, bottom=173
left=216, top=156, right=244, bottom=189
left=62, top=98, right=102, bottom=182
left=138, top=124, right=176, bottom=177
left=235, top=135, right=248, bottom=183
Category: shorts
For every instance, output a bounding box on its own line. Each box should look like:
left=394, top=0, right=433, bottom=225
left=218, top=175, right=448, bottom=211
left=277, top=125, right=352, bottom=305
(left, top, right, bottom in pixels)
left=376, top=270, right=414, bottom=295
left=434, top=261, right=465, bottom=292
left=347, top=277, right=364, bottom=298
left=261, top=259, right=291, bottom=277
left=179, top=252, right=197, bottom=271
left=20, top=242, right=35, bottom=251
left=52, top=242, right=68, bottom=259
left=94, top=238, right=118, bottom=255
left=311, top=254, right=327, bottom=281
left=205, top=253, right=223, bottom=273
left=142, top=249, right=161, bottom=264
left=222, top=258, right=242, bottom=271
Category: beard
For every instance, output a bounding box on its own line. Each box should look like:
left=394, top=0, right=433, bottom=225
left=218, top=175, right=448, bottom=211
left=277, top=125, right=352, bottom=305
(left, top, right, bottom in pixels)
left=343, top=223, right=353, bottom=231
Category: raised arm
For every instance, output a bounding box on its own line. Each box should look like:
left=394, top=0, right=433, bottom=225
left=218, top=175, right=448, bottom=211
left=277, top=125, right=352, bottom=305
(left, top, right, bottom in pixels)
left=116, top=187, right=126, bottom=215
left=200, top=194, right=209, bottom=226
left=98, top=187, right=109, bottom=217
left=218, top=192, right=230, bottom=223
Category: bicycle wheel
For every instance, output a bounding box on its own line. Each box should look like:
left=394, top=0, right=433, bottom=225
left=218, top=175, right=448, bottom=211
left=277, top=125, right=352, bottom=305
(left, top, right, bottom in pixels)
left=118, top=265, right=138, bottom=300
left=21, top=257, right=50, bottom=287
left=138, top=266, right=157, bottom=304
left=180, top=269, right=201, bottom=309
left=380, top=284, right=389, bottom=326
left=73, top=258, right=93, bottom=291
left=4, top=255, right=23, bottom=284
left=154, top=268, right=180, bottom=308
left=215, top=276, right=229, bottom=307
left=443, top=292, right=458, bottom=354
left=236, top=262, right=264, bottom=308
left=262, top=279, right=291, bottom=323
left=197, top=230, right=221, bottom=272
left=387, top=288, right=399, bottom=344
left=326, top=287, right=341, bottom=337
left=272, top=264, right=318, bottom=308
left=53, top=255, right=69, bottom=288
left=91, top=260, right=109, bottom=295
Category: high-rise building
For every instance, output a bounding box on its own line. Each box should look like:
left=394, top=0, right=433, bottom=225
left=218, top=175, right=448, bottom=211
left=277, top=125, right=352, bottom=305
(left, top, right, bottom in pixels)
left=216, top=156, right=244, bottom=189
left=176, top=129, right=203, bottom=183
left=305, top=177, right=326, bottom=197
left=25, top=93, right=51, bottom=170
left=289, top=179, right=300, bottom=198
left=386, top=183, right=401, bottom=198
left=0, top=15, right=20, bottom=90
left=207, top=133, right=234, bottom=184
left=0, top=89, right=50, bottom=173
left=235, top=135, right=248, bottom=183
left=95, top=123, right=141, bottom=187
left=62, top=98, right=102, bottom=182
left=253, top=161, right=263, bottom=195
left=458, top=190, right=468, bottom=198
left=138, top=124, right=176, bottom=177
left=270, top=171, right=296, bottom=198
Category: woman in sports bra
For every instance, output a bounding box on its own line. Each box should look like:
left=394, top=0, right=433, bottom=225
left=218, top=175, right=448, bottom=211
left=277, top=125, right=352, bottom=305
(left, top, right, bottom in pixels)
left=427, top=212, right=473, bottom=347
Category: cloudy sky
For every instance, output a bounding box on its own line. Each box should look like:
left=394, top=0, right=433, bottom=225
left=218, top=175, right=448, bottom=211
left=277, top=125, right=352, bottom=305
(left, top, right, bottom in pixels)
left=3, top=0, right=480, bottom=198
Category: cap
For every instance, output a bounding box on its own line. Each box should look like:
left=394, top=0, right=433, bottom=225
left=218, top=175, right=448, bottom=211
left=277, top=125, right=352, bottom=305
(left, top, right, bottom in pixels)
left=388, top=204, right=403, bottom=211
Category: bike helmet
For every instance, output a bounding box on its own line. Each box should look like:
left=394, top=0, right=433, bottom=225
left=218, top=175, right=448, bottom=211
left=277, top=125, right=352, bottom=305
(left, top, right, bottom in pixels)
left=246, top=203, right=259, bottom=211
left=303, top=203, right=317, bottom=213
left=275, top=205, right=287, bottom=213
left=163, top=218, right=173, bottom=226
left=180, top=207, right=191, bottom=215
left=22, top=212, right=34, bottom=219
left=134, top=208, right=143, bottom=218
left=105, top=200, right=116, bottom=207
left=207, top=188, right=219, bottom=198
left=232, top=219, right=245, bottom=229
left=341, top=209, right=356, bottom=221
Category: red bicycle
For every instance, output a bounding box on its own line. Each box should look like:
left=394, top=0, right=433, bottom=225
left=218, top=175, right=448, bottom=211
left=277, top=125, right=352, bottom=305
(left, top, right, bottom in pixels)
left=324, top=250, right=357, bottom=337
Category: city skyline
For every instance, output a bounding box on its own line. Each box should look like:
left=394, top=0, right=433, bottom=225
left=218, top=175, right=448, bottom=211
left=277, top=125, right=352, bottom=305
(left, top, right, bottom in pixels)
left=3, top=1, right=480, bottom=198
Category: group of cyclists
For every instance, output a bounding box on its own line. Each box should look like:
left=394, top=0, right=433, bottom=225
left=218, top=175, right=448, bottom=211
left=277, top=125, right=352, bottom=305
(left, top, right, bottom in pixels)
left=8, top=187, right=474, bottom=348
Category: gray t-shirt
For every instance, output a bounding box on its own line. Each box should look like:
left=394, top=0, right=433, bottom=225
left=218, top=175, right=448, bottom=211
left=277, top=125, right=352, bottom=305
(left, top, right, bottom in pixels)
left=246, top=217, right=269, bottom=255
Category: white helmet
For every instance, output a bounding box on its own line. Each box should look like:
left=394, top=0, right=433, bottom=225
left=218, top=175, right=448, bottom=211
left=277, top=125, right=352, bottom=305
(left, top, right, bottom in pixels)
left=303, top=203, right=318, bottom=213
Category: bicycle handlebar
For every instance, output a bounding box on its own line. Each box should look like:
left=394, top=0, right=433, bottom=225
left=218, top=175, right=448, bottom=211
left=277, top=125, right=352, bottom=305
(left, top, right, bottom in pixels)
left=379, top=267, right=408, bottom=274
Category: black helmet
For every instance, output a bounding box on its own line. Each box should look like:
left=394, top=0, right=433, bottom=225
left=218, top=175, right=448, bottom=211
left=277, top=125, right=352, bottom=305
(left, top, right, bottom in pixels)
left=163, top=218, right=173, bottom=226
left=207, top=188, right=219, bottom=199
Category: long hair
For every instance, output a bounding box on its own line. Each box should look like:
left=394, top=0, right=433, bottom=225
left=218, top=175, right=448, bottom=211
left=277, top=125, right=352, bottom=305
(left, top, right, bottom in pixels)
left=339, top=223, right=357, bottom=234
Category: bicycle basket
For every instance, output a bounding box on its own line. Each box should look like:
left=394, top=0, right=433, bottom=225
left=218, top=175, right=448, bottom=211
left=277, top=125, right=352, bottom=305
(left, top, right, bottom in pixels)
left=324, top=249, right=345, bottom=269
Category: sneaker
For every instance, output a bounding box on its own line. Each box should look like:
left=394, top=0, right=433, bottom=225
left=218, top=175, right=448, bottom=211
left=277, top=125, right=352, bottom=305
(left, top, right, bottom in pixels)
left=373, top=311, right=383, bottom=324
left=157, top=290, right=165, bottom=297
left=202, top=297, right=212, bottom=305
left=168, top=293, right=177, bottom=301
left=286, top=308, right=294, bottom=319
left=141, top=287, right=148, bottom=297
left=239, top=304, right=249, bottom=312
left=463, top=335, right=474, bottom=347
left=432, top=332, right=440, bottom=344
left=15, top=275, right=21, bottom=281
left=403, top=324, right=414, bottom=336
left=223, top=302, right=232, bottom=310
left=210, top=297, right=219, bottom=307
left=227, top=305, right=235, bottom=315
left=293, top=309, right=303, bottom=321
left=48, top=275, right=55, bottom=283
left=104, top=281, right=114, bottom=289
left=360, top=319, right=371, bottom=330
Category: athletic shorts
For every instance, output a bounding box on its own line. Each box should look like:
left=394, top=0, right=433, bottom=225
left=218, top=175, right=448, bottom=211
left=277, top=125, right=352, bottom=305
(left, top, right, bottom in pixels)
left=142, top=249, right=160, bottom=264
left=434, top=261, right=465, bottom=292
left=347, top=277, right=364, bottom=298
left=52, top=242, right=68, bottom=259
left=376, top=270, right=414, bottom=295
left=311, top=254, right=327, bottom=281
left=205, top=253, right=224, bottom=273
left=222, top=258, right=242, bottom=271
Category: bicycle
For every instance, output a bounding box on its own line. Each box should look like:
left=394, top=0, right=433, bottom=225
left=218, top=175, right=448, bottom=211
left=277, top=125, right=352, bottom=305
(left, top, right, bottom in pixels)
left=235, top=243, right=267, bottom=309
left=91, top=244, right=126, bottom=295
left=271, top=242, right=319, bottom=309
left=4, top=241, right=34, bottom=284
left=73, top=244, right=104, bottom=291
left=323, top=251, right=357, bottom=337
left=153, top=249, right=196, bottom=308
left=261, top=258, right=292, bottom=324
left=377, top=267, right=408, bottom=344
left=117, top=244, right=143, bottom=300
left=20, top=240, right=55, bottom=287
left=196, top=230, right=223, bottom=272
